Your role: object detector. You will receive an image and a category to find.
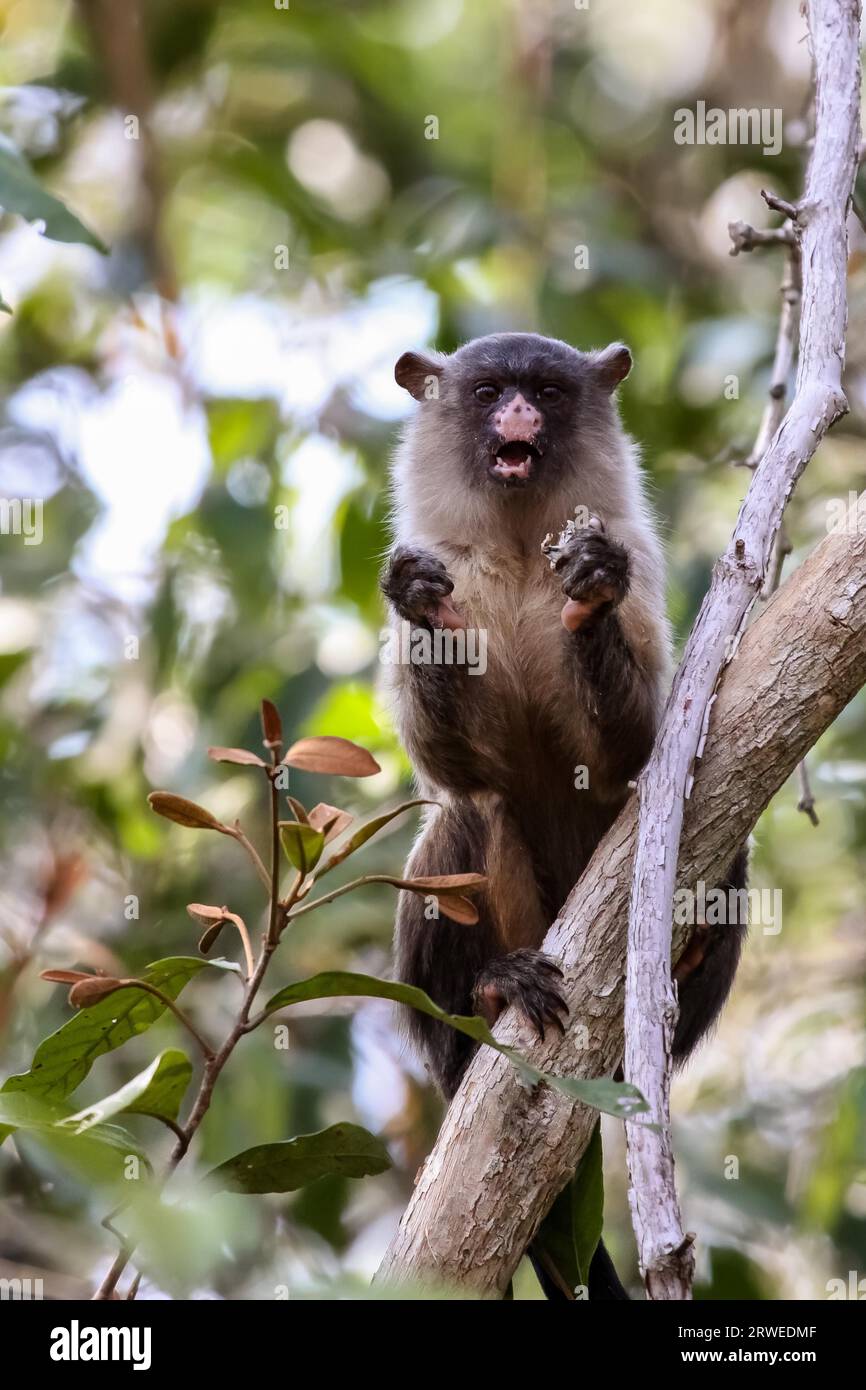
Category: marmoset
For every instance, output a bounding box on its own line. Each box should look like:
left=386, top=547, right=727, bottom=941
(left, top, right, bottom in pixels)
left=381, top=332, right=747, bottom=1298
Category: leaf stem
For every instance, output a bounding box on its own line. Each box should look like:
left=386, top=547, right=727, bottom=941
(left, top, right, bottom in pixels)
left=266, top=749, right=282, bottom=948
left=286, top=874, right=394, bottom=921
left=228, top=823, right=271, bottom=892
left=120, top=980, right=215, bottom=1061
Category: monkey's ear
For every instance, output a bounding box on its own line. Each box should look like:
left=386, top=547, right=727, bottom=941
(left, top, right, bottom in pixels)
left=588, top=343, right=632, bottom=393
left=395, top=351, right=444, bottom=401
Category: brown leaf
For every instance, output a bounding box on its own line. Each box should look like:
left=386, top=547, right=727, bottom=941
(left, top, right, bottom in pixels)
left=283, top=736, right=380, bottom=778
left=260, top=699, right=282, bottom=746
left=148, top=792, right=229, bottom=832
left=186, top=902, right=228, bottom=925
left=376, top=874, right=487, bottom=925
left=207, top=746, right=267, bottom=768
left=308, top=802, right=354, bottom=842
left=396, top=873, right=487, bottom=893
left=198, top=923, right=226, bottom=954
left=431, top=895, right=479, bottom=925
left=285, top=796, right=310, bottom=825
left=68, top=976, right=124, bottom=1008
left=40, top=969, right=92, bottom=985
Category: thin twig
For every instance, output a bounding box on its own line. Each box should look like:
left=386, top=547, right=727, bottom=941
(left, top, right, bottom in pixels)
left=728, top=220, right=795, bottom=255
left=761, top=187, right=800, bottom=219
left=730, top=231, right=817, bottom=824
left=738, top=244, right=802, bottom=476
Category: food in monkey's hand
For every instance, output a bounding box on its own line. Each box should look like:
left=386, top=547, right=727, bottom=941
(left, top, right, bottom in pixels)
left=542, top=511, right=631, bottom=632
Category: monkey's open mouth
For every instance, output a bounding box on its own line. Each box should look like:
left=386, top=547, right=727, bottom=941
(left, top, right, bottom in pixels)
left=490, top=441, right=541, bottom=483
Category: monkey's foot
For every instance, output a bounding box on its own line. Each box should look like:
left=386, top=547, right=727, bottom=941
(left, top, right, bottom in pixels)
left=543, top=515, right=630, bottom=632
left=381, top=546, right=465, bottom=630
left=472, top=949, right=568, bottom=1040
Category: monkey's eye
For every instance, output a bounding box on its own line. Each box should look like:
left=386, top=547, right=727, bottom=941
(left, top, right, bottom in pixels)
left=474, top=382, right=500, bottom=403
left=540, top=383, right=565, bottom=402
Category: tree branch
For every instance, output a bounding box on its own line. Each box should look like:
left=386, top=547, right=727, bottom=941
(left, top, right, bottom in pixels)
left=375, top=490, right=866, bottom=1295
left=624, top=0, right=860, bottom=1300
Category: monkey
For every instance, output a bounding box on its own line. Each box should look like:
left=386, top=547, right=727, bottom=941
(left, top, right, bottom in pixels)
left=380, top=331, right=748, bottom=1299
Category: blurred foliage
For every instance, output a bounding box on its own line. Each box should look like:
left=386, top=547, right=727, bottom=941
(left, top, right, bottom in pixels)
left=0, top=0, right=865, bottom=1300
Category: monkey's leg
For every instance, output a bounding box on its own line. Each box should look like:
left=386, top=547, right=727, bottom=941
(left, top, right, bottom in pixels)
left=395, top=801, right=567, bottom=1100
left=673, top=846, right=749, bottom=1060
left=472, top=951, right=567, bottom=1041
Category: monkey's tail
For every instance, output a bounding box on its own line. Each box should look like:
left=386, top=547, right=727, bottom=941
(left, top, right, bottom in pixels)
left=528, top=1239, right=630, bottom=1301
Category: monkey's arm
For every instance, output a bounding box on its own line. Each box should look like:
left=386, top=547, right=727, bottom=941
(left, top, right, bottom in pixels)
left=548, top=520, right=665, bottom=791
left=380, top=546, right=502, bottom=792
left=570, top=607, right=660, bottom=787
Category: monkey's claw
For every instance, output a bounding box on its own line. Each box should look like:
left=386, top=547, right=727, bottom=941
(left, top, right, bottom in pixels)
left=381, top=546, right=465, bottom=629
left=472, top=949, right=569, bottom=1040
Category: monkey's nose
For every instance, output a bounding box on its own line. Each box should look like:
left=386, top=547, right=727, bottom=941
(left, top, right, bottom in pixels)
left=494, top=393, right=542, bottom=441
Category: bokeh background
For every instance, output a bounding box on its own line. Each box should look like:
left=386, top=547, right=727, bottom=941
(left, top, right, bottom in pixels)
left=1, top=0, right=865, bottom=1300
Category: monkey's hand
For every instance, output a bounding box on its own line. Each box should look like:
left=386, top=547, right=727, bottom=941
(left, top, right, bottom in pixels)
left=542, top=514, right=630, bottom=632
left=381, top=545, right=466, bottom=630
left=472, top=949, right=568, bottom=1040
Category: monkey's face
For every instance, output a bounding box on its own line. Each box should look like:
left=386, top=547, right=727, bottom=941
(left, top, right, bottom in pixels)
left=395, top=332, right=632, bottom=494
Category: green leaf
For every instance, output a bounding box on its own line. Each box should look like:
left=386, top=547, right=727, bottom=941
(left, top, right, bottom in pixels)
left=571, top=1122, right=605, bottom=1284
left=1, top=958, right=212, bottom=1103
left=279, top=821, right=325, bottom=874
left=208, top=1122, right=391, bottom=1194
left=0, top=288, right=11, bottom=314
left=56, top=1049, right=192, bottom=1134
left=263, top=972, right=647, bottom=1120
left=312, top=799, right=434, bottom=879
left=535, top=1122, right=605, bottom=1295
left=0, top=1092, right=149, bottom=1187
left=0, top=142, right=107, bottom=252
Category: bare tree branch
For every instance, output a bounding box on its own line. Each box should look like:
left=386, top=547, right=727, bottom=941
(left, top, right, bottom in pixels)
left=623, top=0, right=860, bottom=1301
left=375, top=490, right=866, bottom=1296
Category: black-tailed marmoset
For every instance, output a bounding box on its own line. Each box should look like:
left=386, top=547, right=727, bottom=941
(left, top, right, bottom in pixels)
left=381, top=331, right=747, bottom=1296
